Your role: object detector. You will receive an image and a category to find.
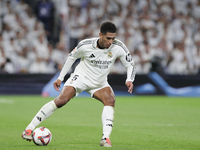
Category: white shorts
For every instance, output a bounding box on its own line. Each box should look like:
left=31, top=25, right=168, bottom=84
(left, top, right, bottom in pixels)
left=64, top=73, right=111, bottom=97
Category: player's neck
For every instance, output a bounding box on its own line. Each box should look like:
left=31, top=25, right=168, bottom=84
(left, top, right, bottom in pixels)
left=97, top=39, right=104, bottom=49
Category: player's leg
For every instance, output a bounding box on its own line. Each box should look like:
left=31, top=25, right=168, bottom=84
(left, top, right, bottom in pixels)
left=93, top=86, right=115, bottom=106
left=22, top=86, right=75, bottom=141
left=54, top=86, right=76, bottom=108
left=93, top=87, right=115, bottom=147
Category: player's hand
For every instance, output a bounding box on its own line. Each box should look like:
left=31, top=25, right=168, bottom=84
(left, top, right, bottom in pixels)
left=125, top=81, right=133, bottom=94
left=53, top=79, right=62, bottom=91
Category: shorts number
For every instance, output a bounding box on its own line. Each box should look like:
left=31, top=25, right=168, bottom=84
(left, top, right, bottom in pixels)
left=72, top=75, right=79, bottom=81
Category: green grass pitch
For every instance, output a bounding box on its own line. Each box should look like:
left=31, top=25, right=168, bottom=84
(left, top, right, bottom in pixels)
left=0, top=95, right=200, bottom=150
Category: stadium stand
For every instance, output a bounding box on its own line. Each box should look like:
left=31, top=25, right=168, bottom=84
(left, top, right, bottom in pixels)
left=0, top=0, right=200, bottom=75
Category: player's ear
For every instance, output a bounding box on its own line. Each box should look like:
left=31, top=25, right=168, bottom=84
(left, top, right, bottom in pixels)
left=99, top=32, right=102, bottom=37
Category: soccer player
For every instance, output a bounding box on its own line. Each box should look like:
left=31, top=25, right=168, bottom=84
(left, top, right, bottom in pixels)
left=22, top=21, right=136, bottom=147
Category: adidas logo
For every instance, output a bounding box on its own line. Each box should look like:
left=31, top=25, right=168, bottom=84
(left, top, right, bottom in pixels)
left=89, top=54, right=95, bottom=58
left=106, top=124, right=113, bottom=127
left=36, top=116, right=42, bottom=121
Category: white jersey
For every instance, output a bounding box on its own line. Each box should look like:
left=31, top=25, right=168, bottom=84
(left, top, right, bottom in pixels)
left=58, top=37, right=136, bottom=86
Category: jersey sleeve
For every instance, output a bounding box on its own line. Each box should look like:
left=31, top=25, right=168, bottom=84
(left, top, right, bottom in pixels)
left=57, top=41, right=84, bottom=81
left=118, top=43, right=136, bottom=82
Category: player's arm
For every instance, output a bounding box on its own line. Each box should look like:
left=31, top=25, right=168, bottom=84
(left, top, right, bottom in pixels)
left=53, top=56, right=76, bottom=91
left=124, top=62, right=135, bottom=93
left=118, top=44, right=136, bottom=93
left=54, top=46, right=83, bottom=91
left=53, top=79, right=62, bottom=91
left=125, top=81, right=133, bottom=93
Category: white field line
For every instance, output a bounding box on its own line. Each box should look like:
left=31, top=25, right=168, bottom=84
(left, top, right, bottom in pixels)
left=0, top=98, right=14, bottom=104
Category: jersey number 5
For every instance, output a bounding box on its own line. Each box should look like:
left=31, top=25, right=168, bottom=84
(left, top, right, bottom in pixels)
left=72, top=75, right=79, bottom=81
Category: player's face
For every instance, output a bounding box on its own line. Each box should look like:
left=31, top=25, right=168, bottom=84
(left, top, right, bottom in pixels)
left=99, top=32, right=116, bottom=48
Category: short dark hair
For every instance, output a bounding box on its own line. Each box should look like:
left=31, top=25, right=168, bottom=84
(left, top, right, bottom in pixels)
left=100, top=21, right=117, bottom=35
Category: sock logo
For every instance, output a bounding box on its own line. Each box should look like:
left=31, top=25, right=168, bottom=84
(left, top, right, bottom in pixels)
left=106, top=119, right=113, bottom=121
left=106, top=124, right=113, bottom=127
left=36, top=116, right=42, bottom=121
left=41, top=111, right=47, bottom=116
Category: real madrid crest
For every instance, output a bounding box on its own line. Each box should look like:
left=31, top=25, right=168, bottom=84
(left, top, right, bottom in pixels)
left=108, top=52, right=113, bottom=58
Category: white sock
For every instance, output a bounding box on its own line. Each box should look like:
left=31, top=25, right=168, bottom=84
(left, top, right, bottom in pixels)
left=26, top=100, right=57, bottom=130
left=101, top=106, right=114, bottom=139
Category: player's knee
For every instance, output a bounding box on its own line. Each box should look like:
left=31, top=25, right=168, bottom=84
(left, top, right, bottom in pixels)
left=106, top=96, right=115, bottom=106
left=54, top=96, right=70, bottom=108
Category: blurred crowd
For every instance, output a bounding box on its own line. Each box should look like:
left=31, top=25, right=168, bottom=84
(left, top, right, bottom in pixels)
left=0, top=0, right=200, bottom=75
left=0, top=0, right=66, bottom=74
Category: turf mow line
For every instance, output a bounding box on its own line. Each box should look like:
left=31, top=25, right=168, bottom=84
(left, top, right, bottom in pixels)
left=120, top=123, right=199, bottom=127
left=68, top=124, right=102, bottom=127
left=0, top=98, right=14, bottom=104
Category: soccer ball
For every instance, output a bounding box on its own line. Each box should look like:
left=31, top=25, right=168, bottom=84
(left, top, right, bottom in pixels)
left=32, top=127, right=52, bottom=146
